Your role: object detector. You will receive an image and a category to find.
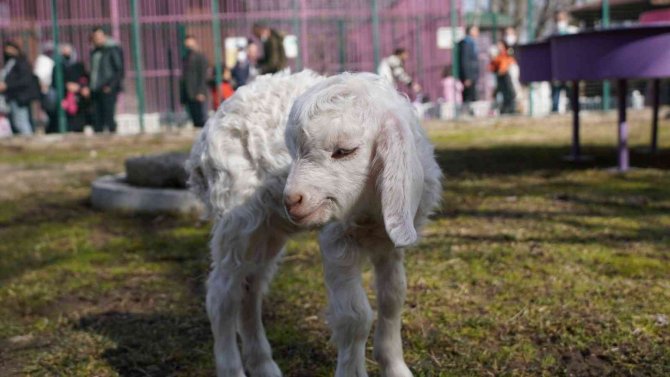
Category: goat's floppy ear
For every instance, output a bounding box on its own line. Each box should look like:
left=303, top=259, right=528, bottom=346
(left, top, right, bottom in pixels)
left=375, top=113, right=424, bottom=247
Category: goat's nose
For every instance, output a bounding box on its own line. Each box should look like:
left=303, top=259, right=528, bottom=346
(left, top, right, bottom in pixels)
left=284, top=192, right=303, bottom=209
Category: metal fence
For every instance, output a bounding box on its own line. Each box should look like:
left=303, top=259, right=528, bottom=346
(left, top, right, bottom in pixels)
left=0, top=0, right=462, bottom=130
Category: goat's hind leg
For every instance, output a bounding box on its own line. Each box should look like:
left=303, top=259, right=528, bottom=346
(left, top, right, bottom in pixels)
left=207, top=261, right=246, bottom=376
left=207, top=216, right=250, bottom=377
left=208, top=206, right=289, bottom=377
left=238, top=232, right=287, bottom=377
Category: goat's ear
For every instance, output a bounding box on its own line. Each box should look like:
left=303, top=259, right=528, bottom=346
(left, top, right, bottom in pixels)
left=375, top=113, right=424, bottom=248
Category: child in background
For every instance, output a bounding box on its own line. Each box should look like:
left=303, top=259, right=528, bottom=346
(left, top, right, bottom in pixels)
left=210, top=67, right=236, bottom=109
left=441, top=65, right=463, bottom=118
left=0, top=113, right=11, bottom=138
left=0, top=91, right=10, bottom=137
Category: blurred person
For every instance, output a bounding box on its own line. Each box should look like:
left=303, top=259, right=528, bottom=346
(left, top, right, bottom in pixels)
left=377, top=48, right=421, bottom=93
left=0, top=113, right=10, bottom=137
left=89, top=27, right=124, bottom=133
left=34, top=42, right=55, bottom=93
left=503, top=27, right=518, bottom=47
left=53, top=43, right=89, bottom=133
left=34, top=42, right=56, bottom=132
left=458, top=25, right=480, bottom=115
left=489, top=40, right=517, bottom=114
left=550, top=11, right=578, bottom=113
left=252, top=22, right=287, bottom=74
left=0, top=41, right=40, bottom=135
left=210, top=67, right=235, bottom=109
left=553, top=10, right=579, bottom=36
left=502, top=27, right=523, bottom=109
left=441, top=65, right=463, bottom=117
left=231, top=42, right=259, bottom=88
left=180, top=35, right=209, bottom=128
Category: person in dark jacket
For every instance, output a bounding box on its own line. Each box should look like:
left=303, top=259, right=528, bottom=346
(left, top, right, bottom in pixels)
left=457, top=25, right=480, bottom=115
left=252, top=22, right=287, bottom=74
left=50, top=43, right=90, bottom=133
left=89, top=27, right=124, bottom=133
left=180, top=35, right=209, bottom=128
left=231, top=42, right=259, bottom=88
left=0, top=41, right=40, bottom=135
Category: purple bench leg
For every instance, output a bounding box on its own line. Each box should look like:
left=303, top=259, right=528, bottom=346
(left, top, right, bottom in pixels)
left=651, top=79, right=660, bottom=153
left=617, top=79, right=629, bottom=172
left=571, top=80, right=581, bottom=160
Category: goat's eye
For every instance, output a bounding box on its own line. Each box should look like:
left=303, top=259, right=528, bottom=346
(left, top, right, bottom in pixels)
left=331, top=147, right=357, bottom=159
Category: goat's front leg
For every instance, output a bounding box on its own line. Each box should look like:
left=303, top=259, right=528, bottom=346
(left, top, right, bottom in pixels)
left=320, top=224, right=372, bottom=377
left=370, top=248, right=413, bottom=377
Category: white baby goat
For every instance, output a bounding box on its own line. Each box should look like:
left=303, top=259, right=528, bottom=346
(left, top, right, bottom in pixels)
left=186, top=71, right=442, bottom=377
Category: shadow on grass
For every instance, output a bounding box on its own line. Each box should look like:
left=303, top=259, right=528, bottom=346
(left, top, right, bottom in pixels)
left=77, top=307, right=334, bottom=377
left=436, top=144, right=670, bottom=177
left=77, top=311, right=211, bottom=377
left=3, top=142, right=668, bottom=284
left=70, top=212, right=333, bottom=377
left=5, top=141, right=670, bottom=375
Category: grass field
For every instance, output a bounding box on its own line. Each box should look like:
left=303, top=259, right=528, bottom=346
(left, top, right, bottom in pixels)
left=1, top=112, right=669, bottom=376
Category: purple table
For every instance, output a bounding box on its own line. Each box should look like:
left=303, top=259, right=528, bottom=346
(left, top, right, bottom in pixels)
left=517, top=24, right=670, bottom=172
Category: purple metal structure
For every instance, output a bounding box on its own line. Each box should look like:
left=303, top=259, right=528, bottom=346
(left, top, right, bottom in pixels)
left=0, top=0, right=460, bottom=115
left=517, top=24, right=670, bottom=172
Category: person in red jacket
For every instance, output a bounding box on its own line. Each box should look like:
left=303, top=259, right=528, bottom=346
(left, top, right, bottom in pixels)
left=489, top=40, right=517, bottom=114
left=211, top=67, right=235, bottom=109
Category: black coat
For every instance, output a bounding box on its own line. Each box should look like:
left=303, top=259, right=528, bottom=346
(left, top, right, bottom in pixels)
left=62, top=61, right=87, bottom=86
left=89, top=43, right=124, bottom=93
left=57, top=61, right=90, bottom=132
left=4, top=56, right=40, bottom=106
left=180, top=49, right=209, bottom=103
left=258, top=30, right=287, bottom=74
left=457, top=37, right=480, bottom=82
left=231, top=60, right=251, bottom=88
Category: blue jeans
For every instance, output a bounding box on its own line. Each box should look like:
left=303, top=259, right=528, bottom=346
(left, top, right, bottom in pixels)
left=551, top=82, right=567, bottom=113
left=9, top=101, right=32, bottom=135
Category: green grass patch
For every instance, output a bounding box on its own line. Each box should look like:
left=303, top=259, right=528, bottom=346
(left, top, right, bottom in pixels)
left=1, top=116, right=670, bottom=376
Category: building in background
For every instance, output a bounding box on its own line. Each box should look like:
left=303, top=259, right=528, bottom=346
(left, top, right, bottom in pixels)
left=569, top=0, right=670, bottom=27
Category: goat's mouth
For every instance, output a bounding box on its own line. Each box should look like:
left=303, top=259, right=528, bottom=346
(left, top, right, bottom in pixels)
left=287, top=200, right=333, bottom=226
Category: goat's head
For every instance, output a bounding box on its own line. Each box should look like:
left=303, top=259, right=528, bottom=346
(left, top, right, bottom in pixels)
left=284, top=73, right=424, bottom=247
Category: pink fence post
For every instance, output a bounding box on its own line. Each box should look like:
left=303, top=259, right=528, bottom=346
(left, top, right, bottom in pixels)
left=110, top=0, right=120, bottom=41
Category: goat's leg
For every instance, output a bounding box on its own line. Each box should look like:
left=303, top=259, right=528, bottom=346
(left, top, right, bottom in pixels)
left=370, top=248, right=412, bottom=377
left=320, top=224, right=372, bottom=377
left=239, top=239, right=286, bottom=377
left=207, top=262, right=246, bottom=377
left=207, top=215, right=264, bottom=377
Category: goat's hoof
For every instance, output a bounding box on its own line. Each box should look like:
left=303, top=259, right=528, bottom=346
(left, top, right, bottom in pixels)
left=335, top=368, right=368, bottom=377
left=381, top=362, right=413, bottom=377
left=217, top=367, right=247, bottom=377
left=248, top=359, right=282, bottom=377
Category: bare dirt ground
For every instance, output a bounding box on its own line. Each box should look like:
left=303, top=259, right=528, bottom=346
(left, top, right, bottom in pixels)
left=0, top=131, right=197, bottom=201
